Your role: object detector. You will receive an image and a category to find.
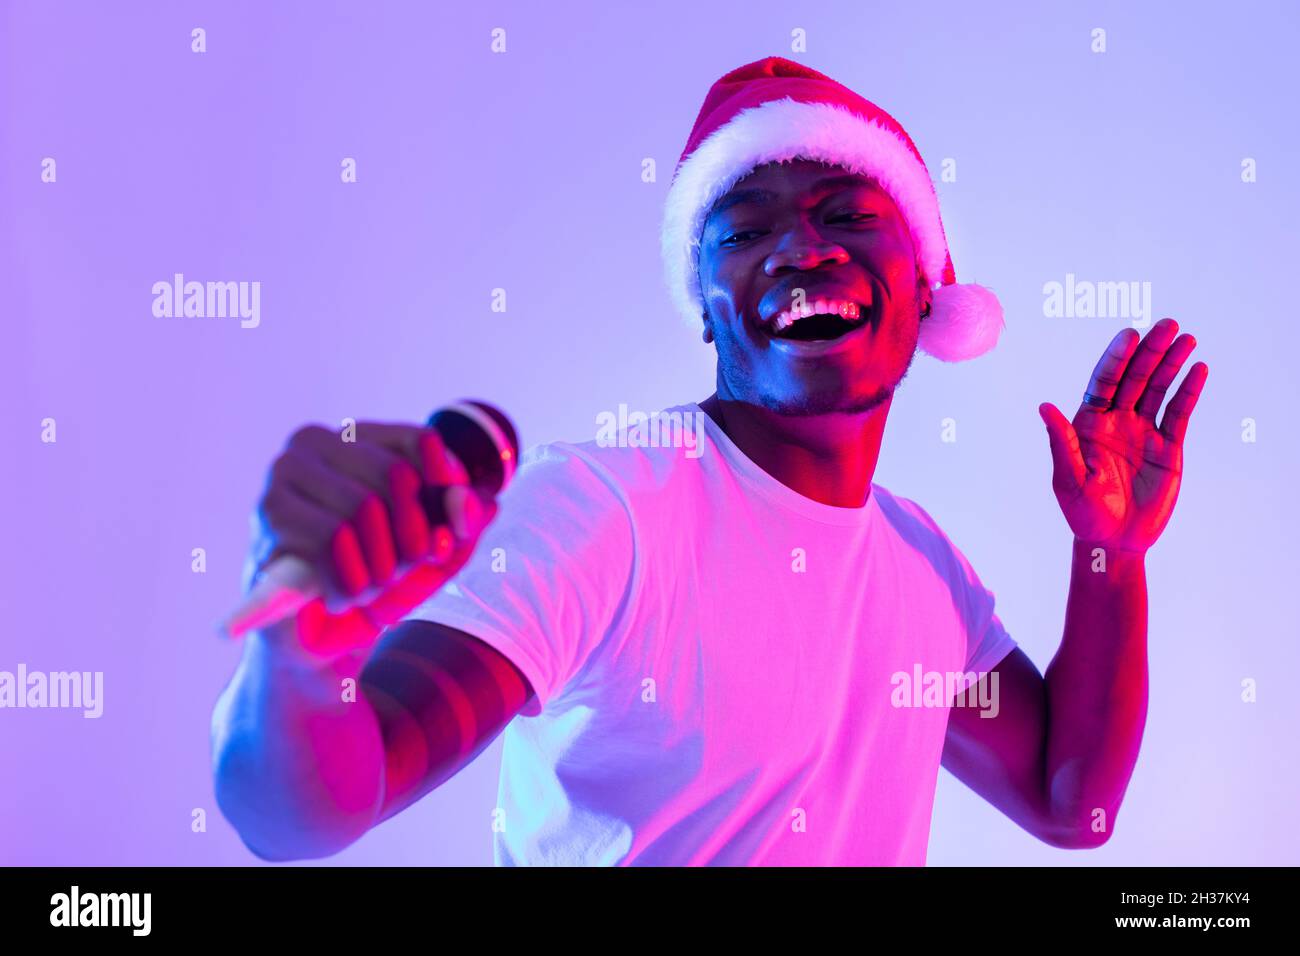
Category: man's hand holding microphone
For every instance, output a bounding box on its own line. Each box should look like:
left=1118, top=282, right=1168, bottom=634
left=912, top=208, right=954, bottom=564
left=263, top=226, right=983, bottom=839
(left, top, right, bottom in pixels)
left=210, top=402, right=517, bottom=860
left=222, top=402, right=516, bottom=662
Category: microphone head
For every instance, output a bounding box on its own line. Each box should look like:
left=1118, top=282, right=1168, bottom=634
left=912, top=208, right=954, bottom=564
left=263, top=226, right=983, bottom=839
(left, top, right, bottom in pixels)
left=426, top=401, right=519, bottom=495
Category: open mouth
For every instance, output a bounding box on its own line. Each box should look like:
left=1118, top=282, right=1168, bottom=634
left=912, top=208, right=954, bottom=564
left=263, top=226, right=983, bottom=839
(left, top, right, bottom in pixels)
left=769, top=313, right=862, bottom=341
left=761, top=298, right=871, bottom=344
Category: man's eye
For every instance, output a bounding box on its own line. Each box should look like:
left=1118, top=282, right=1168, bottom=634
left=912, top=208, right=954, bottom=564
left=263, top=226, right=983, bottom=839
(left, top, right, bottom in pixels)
left=833, top=213, right=878, bottom=223
left=721, top=231, right=760, bottom=246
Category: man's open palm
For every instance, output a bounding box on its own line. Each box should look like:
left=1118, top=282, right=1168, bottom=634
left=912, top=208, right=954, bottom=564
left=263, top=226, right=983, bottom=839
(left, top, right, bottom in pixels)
left=1038, top=317, right=1209, bottom=554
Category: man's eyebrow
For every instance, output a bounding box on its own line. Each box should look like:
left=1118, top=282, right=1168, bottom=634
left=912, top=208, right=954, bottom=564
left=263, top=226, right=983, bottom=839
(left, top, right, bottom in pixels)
left=707, top=174, right=878, bottom=220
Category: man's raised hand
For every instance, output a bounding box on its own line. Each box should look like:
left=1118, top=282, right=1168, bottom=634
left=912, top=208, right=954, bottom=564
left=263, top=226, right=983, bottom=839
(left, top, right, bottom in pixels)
left=1038, top=317, right=1209, bottom=554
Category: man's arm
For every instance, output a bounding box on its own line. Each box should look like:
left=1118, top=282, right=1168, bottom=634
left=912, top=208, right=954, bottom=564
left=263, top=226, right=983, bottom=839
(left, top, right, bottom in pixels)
left=361, top=619, right=535, bottom=823
left=942, top=538, right=1148, bottom=849
left=212, top=618, right=534, bottom=861
left=944, top=317, right=1205, bottom=849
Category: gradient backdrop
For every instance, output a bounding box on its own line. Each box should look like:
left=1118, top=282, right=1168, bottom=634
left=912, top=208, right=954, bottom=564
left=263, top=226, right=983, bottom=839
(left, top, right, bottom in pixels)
left=2, top=0, right=1297, bottom=865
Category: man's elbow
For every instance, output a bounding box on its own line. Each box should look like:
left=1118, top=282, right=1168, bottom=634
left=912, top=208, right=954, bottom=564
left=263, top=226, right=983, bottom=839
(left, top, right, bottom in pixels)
left=1037, top=811, right=1115, bottom=850
left=1052, top=827, right=1113, bottom=850
left=236, top=827, right=353, bottom=863
left=212, top=748, right=373, bottom=863
left=216, top=783, right=369, bottom=862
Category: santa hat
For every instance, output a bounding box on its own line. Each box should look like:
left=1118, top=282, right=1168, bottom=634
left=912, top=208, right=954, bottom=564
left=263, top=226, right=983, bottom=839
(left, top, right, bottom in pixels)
left=660, top=56, right=1004, bottom=363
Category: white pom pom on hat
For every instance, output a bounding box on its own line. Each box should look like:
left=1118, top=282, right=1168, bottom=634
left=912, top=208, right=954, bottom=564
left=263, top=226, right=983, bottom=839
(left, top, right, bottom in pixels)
left=661, top=56, right=1004, bottom=363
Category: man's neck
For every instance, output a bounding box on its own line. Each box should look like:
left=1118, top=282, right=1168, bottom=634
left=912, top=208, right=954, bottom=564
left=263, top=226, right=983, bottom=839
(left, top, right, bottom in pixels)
left=697, top=393, right=890, bottom=509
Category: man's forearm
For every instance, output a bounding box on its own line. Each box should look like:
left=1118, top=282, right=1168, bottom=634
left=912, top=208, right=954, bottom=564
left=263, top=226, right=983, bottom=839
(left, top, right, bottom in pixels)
left=210, top=631, right=386, bottom=861
left=1042, top=536, right=1149, bottom=847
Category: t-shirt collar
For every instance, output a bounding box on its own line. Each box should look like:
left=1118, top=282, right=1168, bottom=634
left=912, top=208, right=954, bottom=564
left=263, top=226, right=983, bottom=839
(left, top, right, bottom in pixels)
left=685, top=402, right=879, bottom=528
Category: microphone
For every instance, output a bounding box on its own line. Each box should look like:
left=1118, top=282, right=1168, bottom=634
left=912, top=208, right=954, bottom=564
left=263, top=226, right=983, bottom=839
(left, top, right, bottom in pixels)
left=219, top=400, right=519, bottom=640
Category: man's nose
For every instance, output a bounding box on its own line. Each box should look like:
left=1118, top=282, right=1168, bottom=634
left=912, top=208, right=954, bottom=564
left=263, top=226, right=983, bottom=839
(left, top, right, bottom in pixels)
left=764, top=224, right=850, bottom=276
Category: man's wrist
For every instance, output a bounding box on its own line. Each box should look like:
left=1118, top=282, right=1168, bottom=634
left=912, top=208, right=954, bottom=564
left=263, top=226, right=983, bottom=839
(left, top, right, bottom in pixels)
left=1072, top=536, right=1148, bottom=562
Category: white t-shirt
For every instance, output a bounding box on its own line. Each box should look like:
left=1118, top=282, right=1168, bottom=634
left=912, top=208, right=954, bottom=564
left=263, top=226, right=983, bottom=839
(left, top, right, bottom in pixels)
left=403, top=402, right=1017, bottom=866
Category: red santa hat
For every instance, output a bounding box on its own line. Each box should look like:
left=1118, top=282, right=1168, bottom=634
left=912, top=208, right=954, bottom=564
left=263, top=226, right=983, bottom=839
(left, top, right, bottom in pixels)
left=661, top=56, right=1004, bottom=363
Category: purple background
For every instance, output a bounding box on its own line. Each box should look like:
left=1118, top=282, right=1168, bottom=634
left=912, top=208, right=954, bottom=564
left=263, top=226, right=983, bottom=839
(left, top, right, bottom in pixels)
left=3, top=0, right=1297, bottom=865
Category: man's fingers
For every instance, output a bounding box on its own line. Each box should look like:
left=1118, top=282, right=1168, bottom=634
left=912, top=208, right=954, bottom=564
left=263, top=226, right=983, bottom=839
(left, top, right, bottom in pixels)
left=356, top=559, right=463, bottom=632
left=1135, top=332, right=1197, bottom=421
left=1159, top=362, right=1209, bottom=445
left=419, top=429, right=471, bottom=486
left=296, top=598, right=379, bottom=657
left=290, top=425, right=416, bottom=519
left=358, top=520, right=491, bottom=631
left=285, top=422, right=470, bottom=567
left=345, top=421, right=472, bottom=487
left=1113, top=317, right=1180, bottom=411
left=280, top=449, right=401, bottom=584
left=257, top=478, right=370, bottom=599
left=1080, top=328, right=1139, bottom=414
left=1039, top=402, right=1087, bottom=499
left=351, top=421, right=431, bottom=474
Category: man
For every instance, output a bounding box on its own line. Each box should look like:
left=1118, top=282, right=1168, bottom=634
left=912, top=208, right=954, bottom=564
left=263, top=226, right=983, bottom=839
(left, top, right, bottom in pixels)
left=211, top=57, right=1207, bottom=865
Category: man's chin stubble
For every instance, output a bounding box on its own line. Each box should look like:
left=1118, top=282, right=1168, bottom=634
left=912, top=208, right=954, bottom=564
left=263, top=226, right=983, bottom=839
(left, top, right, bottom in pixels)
left=765, top=383, right=894, bottom=416
left=766, top=345, right=917, bottom=416
left=712, top=321, right=919, bottom=416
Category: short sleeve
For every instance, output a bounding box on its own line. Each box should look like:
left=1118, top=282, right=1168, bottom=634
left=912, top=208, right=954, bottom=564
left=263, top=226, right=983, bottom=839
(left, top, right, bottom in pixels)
left=889, top=492, right=1018, bottom=693
left=401, top=441, right=636, bottom=717
left=949, top=536, right=1018, bottom=688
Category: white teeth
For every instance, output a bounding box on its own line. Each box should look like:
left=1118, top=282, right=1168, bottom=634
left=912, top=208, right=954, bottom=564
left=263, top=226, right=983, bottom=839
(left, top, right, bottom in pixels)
left=767, top=298, right=863, bottom=332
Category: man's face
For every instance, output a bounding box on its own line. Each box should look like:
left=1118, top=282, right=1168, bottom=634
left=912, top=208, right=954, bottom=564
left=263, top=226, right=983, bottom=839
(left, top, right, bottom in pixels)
left=698, top=159, right=932, bottom=415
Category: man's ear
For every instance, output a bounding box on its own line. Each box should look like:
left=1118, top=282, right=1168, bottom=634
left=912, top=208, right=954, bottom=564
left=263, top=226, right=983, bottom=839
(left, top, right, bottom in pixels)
left=917, top=275, right=934, bottom=319
left=701, top=311, right=714, bottom=344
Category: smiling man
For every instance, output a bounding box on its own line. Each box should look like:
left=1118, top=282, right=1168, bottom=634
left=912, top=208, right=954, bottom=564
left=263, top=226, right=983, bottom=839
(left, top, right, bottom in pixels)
left=213, top=57, right=1208, bottom=866
left=700, top=162, right=922, bottom=416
